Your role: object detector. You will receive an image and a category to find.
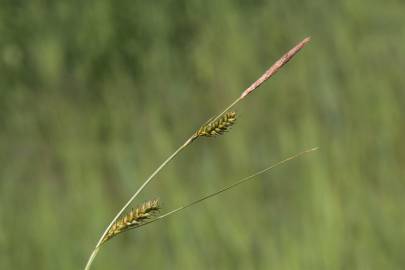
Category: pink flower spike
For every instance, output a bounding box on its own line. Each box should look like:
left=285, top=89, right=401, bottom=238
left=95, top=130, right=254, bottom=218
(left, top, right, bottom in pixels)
left=240, top=37, right=311, bottom=99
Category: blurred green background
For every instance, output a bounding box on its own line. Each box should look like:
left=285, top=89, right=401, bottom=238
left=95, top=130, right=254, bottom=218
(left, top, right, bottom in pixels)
left=1, top=0, right=404, bottom=269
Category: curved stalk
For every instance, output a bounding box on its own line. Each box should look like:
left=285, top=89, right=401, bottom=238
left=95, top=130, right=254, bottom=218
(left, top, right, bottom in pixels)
left=84, top=37, right=310, bottom=270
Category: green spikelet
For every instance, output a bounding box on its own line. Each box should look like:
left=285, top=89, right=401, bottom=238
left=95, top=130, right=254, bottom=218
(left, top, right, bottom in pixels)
left=194, top=111, right=237, bottom=138
left=101, top=199, right=160, bottom=244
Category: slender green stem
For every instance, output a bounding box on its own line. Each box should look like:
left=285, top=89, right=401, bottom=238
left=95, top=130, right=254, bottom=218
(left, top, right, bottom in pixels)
left=130, top=147, right=318, bottom=230
left=210, top=97, right=242, bottom=123
left=84, top=247, right=99, bottom=270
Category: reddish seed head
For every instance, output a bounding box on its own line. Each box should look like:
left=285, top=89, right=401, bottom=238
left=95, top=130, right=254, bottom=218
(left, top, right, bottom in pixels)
left=240, top=37, right=311, bottom=99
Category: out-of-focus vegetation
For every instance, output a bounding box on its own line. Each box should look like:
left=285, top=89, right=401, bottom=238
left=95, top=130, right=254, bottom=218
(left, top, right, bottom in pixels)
left=1, top=1, right=404, bottom=269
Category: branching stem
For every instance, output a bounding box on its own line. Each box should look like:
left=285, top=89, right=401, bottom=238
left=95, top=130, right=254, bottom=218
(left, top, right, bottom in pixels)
left=84, top=37, right=310, bottom=270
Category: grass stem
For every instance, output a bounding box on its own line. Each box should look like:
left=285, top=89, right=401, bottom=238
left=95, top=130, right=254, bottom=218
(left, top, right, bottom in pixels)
left=84, top=37, right=310, bottom=270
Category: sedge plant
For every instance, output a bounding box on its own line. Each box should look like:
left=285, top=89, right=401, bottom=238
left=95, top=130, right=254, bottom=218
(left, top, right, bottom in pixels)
left=85, top=37, right=313, bottom=270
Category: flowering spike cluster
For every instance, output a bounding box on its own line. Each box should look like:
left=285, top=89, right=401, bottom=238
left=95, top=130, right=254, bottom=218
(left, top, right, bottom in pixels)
left=194, top=111, right=237, bottom=138
left=101, top=199, right=160, bottom=244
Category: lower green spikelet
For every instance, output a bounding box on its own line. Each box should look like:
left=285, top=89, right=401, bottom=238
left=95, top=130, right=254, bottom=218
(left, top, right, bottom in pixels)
left=101, top=199, right=160, bottom=244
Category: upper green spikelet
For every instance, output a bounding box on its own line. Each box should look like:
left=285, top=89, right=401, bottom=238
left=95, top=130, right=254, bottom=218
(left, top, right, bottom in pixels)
left=193, top=111, right=237, bottom=139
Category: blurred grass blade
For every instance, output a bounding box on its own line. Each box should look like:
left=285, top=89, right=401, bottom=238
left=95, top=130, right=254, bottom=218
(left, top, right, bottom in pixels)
left=136, top=147, right=319, bottom=229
